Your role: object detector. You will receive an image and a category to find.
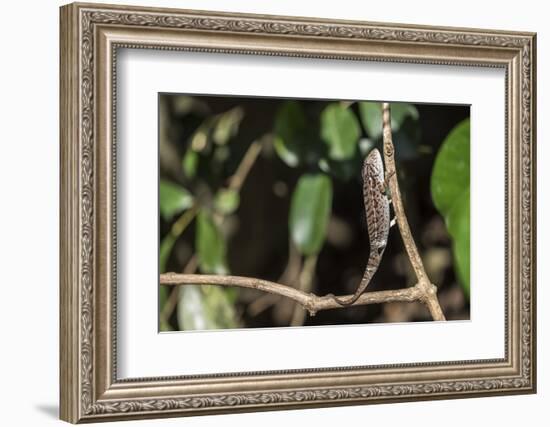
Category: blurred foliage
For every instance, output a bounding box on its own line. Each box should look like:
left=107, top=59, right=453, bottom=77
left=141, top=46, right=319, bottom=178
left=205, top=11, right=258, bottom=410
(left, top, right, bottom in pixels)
left=214, top=188, right=240, bottom=215
left=273, top=101, right=316, bottom=167
left=320, top=104, right=360, bottom=160
left=177, top=285, right=239, bottom=330
left=359, top=102, right=419, bottom=140
left=159, top=179, right=193, bottom=221
left=159, top=95, right=471, bottom=330
left=289, top=174, right=333, bottom=256
left=431, top=119, right=470, bottom=296
left=196, top=210, right=228, bottom=275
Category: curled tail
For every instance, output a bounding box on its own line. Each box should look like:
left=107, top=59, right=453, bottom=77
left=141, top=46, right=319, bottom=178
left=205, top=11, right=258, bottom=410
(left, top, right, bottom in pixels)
left=331, top=254, right=381, bottom=306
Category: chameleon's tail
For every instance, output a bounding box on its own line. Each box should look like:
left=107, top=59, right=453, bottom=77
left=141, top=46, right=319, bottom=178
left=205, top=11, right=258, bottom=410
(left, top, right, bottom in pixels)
left=329, top=254, right=381, bottom=306
left=331, top=293, right=362, bottom=306
left=330, top=279, right=369, bottom=306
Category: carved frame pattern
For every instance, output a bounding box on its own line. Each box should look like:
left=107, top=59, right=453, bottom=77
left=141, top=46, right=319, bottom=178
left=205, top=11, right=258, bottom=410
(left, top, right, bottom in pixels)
left=60, top=2, right=536, bottom=423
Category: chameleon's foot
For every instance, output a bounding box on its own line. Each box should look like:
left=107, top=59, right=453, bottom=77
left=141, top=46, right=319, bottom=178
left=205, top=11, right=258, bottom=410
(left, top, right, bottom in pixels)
left=390, top=216, right=397, bottom=227
left=384, top=170, right=396, bottom=188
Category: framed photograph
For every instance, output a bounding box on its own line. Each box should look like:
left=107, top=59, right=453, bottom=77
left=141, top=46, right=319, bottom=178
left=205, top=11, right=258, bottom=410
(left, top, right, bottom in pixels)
left=60, top=2, right=536, bottom=423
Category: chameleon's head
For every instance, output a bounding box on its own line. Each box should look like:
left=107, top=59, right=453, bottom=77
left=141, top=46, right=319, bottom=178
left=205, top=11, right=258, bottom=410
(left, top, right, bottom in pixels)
left=366, top=148, right=382, bottom=163
left=362, top=148, right=382, bottom=179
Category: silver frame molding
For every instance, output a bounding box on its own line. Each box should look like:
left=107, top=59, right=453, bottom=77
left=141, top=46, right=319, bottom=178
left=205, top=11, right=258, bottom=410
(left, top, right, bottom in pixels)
left=60, top=2, right=536, bottom=423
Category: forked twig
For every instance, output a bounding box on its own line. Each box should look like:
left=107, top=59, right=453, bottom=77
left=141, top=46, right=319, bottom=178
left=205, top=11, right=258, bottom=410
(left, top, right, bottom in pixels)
left=160, top=103, right=446, bottom=321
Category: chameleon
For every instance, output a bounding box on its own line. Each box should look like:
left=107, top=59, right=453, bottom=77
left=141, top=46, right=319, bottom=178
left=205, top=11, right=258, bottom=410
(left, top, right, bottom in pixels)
left=331, top=148, right=392, bottom=306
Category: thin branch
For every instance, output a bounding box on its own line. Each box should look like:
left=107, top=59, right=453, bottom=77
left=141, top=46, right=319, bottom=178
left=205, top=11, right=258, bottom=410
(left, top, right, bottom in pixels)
left=169, top=203, right=199, bottom=239
left=228, top=139, right=264, bottom=191
left=381, top=102, right=446, bottom=321
left=161, top=273, right=423, bottom=316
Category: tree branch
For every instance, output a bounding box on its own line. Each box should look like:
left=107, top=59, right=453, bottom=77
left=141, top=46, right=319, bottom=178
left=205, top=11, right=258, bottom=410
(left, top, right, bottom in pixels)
left=161, top=273, right=423, bottom=316
left=381, top=102, right=446, bottom=321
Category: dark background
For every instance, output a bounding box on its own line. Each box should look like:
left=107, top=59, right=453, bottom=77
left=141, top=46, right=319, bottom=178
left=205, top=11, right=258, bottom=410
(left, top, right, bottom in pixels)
left=159, top=94, right=470, bottom=330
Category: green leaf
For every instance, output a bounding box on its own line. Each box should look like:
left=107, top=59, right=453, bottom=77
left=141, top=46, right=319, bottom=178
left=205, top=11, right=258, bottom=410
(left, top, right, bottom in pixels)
left=358, top=102, right=419, bottom=140
left=390, top=103, right=419, bottom=128
left=212, top=107, right=244, bottom=145
left=273, top=101, right=309, bottom=167
left=273, top=137, right=299, bottom=167
left=431, top=119, right=470, bottom=215
left=196, top=210, right=228, bottom=274
left=289, top=174, right=333, bottom=256
left=446, top=189, right=470, bottom=297
left=320, top=103, right=360, bottom=160
left=159, top=180, right=194, bottom=221
left=182, top=149, right=199, bottom=179
left=224, top=287, right=239, bottom=304
left=177, top=285, right=239, bottom=330
left=359, top=102, right=383, bottom=139
left=214, top=188, right=240, bottom=215
left=431, top=118, right=470, bottom=296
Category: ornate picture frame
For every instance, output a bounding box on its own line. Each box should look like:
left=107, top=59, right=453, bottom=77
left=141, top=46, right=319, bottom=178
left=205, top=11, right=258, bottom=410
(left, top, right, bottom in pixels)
left=60, top=2, right=536, bottom=423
